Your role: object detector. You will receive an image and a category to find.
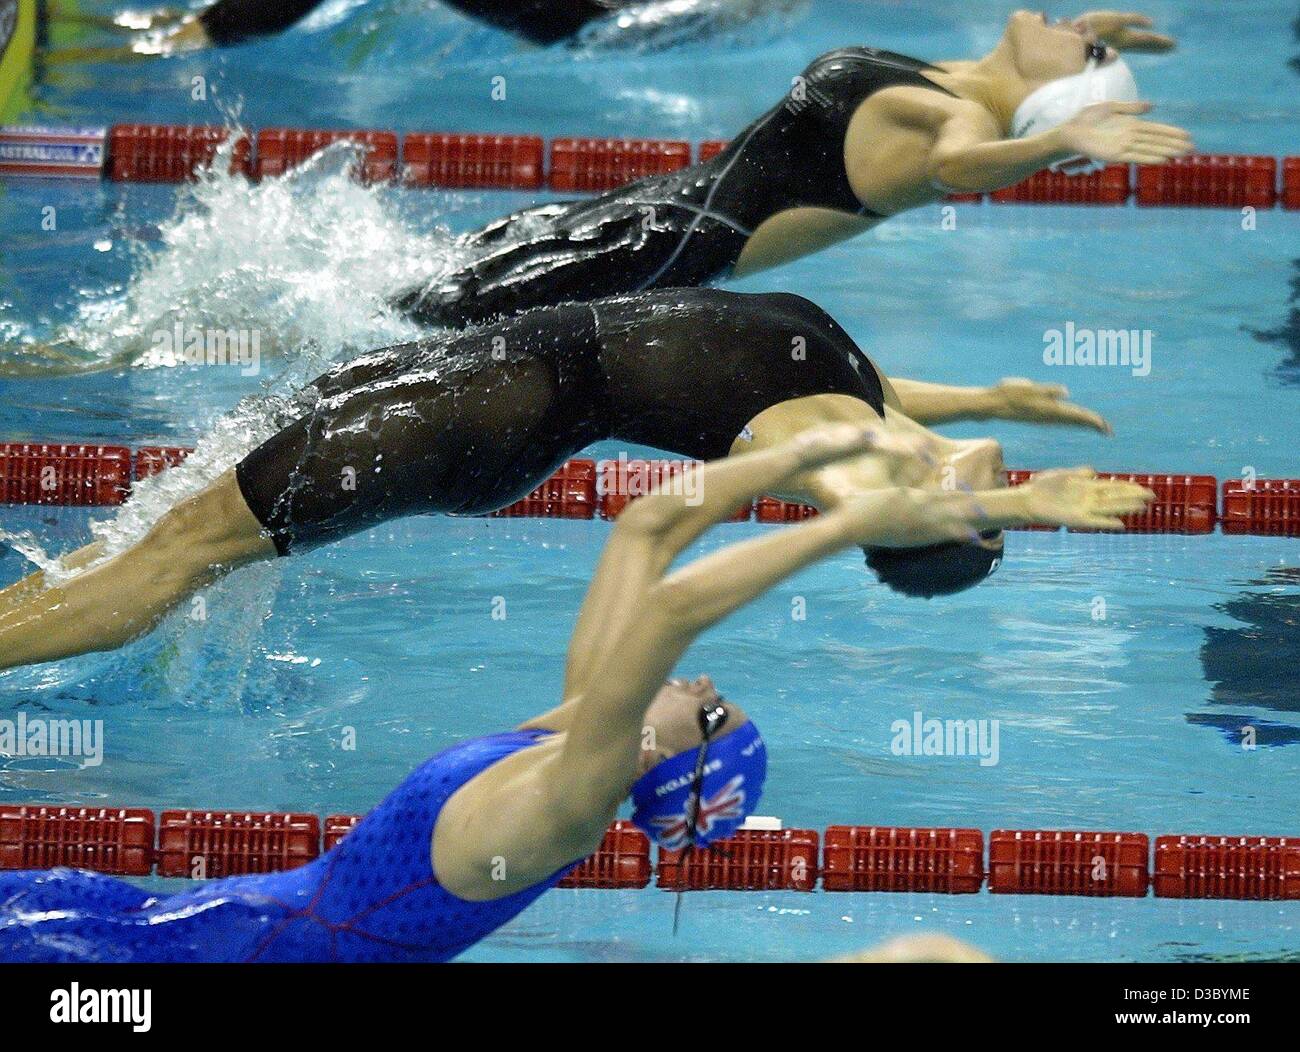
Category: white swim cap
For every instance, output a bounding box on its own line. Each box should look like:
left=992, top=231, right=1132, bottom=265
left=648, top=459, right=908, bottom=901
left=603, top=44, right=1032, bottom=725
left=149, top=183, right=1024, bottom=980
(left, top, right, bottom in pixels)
left=1011, top=55, right=1139, bottom=173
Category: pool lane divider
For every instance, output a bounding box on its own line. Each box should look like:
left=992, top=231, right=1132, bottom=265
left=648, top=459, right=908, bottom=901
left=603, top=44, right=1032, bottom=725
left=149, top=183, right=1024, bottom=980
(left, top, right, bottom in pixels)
left=2, top=805, right=1299, bottom=900
left=2, top=443, right=1298, bottom=537
left=0, top=122, right=1298, bottom=208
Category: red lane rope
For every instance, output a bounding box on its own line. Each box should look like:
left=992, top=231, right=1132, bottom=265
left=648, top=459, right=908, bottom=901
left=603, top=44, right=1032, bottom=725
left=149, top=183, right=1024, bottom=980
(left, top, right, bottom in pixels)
left=2, top=806, right=1297, bottom=900
left=2, top=443, right=1298, bottom=536
left=0, top=123, right=1297, bottom=207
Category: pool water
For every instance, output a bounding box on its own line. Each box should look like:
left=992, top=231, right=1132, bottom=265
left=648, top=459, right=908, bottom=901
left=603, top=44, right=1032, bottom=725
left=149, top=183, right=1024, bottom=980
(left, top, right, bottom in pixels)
left=1, top=0, right=1300, bottom=962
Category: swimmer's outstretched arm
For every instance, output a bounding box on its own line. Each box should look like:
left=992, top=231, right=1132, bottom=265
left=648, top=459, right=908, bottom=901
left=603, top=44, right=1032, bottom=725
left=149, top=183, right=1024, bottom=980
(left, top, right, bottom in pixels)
left=888, top=377, right=1112, bottom=434
left=920, top=98, right=1193, bottom=194
left=437, top=432, right=1154, bottom=896
left=438, top=427, right=935, bottom=891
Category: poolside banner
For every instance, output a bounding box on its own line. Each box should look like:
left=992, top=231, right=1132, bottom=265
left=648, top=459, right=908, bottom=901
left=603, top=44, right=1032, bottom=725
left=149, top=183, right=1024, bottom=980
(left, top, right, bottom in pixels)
left=0, top=125, right=106, bottom=178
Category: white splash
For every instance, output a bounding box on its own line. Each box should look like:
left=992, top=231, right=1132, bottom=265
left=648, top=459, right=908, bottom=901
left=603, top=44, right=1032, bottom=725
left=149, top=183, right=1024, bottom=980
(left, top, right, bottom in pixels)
left=20, top=136, right=452, bottom=373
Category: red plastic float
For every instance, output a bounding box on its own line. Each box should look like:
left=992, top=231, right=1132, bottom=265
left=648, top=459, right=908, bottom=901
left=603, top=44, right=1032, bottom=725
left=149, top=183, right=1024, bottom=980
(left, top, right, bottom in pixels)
left=254, top=128, right=398, bottom=183
left=403, top=132, right=544, bottom=190
left=988, top=829, right=1149, bottom=897
left=133, top=445, right=193, bottom=481
left=1284, top=157, right=1300, bottom=210
left=698, top=139, right=728, bottom=163
left=1220, top=478, right=1300, bottom=537
left=597, top=458, right=752, bottom=521
left=323, top=814, right=362, bottom=852
left=657, top=827, right=819, bottom=892
left=108, top=123, right=250, bottom=182
left=1136, top=154, right=1277, bottom=208
left=0, top=805, right=155, bottom=876
left=991, top=164, right=1130, bottom=205
left=549, top=137, right=691, bottom=192
left=1154, top=835, right=1300, bottom=900
left=558, top=820, right=652, bottom=889
left=822, top=825, right=984, bottom=893
left=489, top=458, right=597, bottom=519
left=156, top=810, right=321, bottom=879
left=0, top=442, right=132, bottom=506
left=753, top=496, right=817, bottom=523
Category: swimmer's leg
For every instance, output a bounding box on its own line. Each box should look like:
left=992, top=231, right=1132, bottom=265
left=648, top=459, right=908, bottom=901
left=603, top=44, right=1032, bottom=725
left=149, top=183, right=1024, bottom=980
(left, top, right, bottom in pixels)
left=0, top=471, right=274, bottom=671
left=46, top=3, right=186, bottom=32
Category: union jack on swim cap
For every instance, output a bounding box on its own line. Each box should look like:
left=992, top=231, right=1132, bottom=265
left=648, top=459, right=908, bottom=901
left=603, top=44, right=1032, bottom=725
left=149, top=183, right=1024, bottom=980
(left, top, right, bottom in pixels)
left=629, top=720, right=766, bottom=850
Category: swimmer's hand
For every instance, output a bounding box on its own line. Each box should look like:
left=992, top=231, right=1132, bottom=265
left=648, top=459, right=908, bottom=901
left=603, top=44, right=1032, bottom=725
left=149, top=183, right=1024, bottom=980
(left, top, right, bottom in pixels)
left=990, top=379, right=1113, bottom=435
left=1017, top=467, right=1154, bottom=530
left=1056, top=101, right=1194, bottom=166
left=1072, top=12, right=1176, bottom=53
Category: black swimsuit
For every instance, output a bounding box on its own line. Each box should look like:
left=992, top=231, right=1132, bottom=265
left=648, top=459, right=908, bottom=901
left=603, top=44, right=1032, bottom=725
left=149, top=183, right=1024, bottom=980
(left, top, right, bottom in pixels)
left=235, top=289, right=886, bottom=554
left=199, top=0, right=628, bottom=46
left=396, top=48, right=954, bottom=328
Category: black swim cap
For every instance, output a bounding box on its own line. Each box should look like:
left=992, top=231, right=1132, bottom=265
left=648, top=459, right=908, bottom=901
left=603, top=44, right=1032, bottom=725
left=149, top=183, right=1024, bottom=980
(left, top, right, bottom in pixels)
left=863, top=533, right=1004, bottom=599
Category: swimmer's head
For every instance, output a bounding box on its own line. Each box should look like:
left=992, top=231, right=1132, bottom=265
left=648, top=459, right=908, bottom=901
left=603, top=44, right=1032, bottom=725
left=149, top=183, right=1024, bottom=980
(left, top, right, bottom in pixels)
left=1002, top=10, right=1114, bottom=85
left=631, top=678, right=765, bottom=850
left=1002, top=13, right=1139, bottom=171
left=863, top=531, right=1004, bottom=599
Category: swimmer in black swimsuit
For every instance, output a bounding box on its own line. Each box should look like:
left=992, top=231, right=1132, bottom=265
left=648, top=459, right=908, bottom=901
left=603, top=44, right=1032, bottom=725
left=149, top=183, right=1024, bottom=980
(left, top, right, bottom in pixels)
left=0, top=289, right=1151, bottom=672
left=55, top=0, right=707, bottom=56
left=395, top=10, right=1188, bottom=327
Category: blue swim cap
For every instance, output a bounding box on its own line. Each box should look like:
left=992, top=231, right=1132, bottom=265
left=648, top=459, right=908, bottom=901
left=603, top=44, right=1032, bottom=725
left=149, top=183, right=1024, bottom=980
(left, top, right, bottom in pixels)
left=630, top=719, right=766, bottom=850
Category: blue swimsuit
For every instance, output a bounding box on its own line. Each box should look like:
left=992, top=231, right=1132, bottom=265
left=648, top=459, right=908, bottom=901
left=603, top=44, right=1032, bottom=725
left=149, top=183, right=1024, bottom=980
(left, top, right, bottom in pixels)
left=0, top=730, right=574, bottom=963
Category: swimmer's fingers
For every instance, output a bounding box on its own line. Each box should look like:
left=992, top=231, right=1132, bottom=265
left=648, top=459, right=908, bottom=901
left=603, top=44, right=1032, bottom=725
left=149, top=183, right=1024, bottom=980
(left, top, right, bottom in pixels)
left=992, top=379, right=1113, bottom=434
left=1073, top=12, right=1177, bottom=52
left=1048, top=402, right=1114, bottom=435
left=1103, top=101, right=1153, bottom=117
left=1131, top=119, right=1193, bottom=139
left=1019, top=470, right=1155, bottom=529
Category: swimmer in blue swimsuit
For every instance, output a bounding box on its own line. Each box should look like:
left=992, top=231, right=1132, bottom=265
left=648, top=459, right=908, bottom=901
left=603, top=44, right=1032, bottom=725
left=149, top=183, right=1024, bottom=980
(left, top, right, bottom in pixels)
left=2, top=426, right=974, bottom=963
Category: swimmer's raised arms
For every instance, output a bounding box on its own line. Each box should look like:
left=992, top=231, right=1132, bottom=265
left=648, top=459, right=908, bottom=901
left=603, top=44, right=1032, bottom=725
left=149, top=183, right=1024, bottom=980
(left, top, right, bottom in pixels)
left=395, top=10, right=1192, bottom=328
left=0, top=290, right=1152, bottom=673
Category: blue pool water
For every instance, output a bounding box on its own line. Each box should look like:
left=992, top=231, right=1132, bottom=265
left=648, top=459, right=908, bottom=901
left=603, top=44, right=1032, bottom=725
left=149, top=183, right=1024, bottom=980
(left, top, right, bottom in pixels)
left=1, top=0, right=1300, bottom=962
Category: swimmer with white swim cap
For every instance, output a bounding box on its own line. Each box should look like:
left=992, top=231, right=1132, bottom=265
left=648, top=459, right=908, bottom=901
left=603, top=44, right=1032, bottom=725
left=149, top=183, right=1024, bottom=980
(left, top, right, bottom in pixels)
left=393, top=9, right=1195, bottom=328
